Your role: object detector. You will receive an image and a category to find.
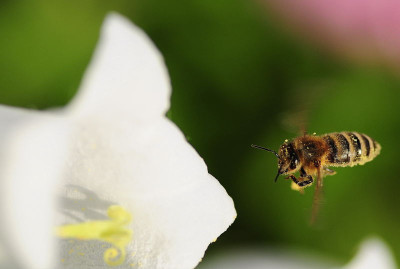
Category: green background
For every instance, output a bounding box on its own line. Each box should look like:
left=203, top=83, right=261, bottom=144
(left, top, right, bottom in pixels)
left=1, top=0, right=399, bottom=266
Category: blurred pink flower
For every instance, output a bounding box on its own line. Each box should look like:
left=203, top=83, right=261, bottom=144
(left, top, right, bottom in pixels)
left=265, top=0, right=400, bottom=65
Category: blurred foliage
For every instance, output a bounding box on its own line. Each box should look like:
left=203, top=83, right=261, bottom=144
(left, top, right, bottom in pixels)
left=1, top=0, right=400, bottom=266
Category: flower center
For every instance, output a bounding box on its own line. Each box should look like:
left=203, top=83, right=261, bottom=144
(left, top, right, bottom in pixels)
left=56, top=205, right=133, bottom=266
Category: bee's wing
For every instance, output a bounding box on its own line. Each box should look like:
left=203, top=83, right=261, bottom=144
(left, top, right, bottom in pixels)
left=281, top=109, right=308, bottom=136
left=280, top=86, right=323, bottom=136
left=310, top=167, right=324, bottom=225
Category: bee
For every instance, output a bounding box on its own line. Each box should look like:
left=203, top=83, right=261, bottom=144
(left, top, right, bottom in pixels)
left=252, top=132, right=381, bottom=222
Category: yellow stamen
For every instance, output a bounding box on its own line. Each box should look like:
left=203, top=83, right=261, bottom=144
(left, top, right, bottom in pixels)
left=56, top=205, right=133, bottom=266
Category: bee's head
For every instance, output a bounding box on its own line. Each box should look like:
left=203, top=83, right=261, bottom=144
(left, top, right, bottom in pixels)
left=251, top=142, right=300, bottom=182
left=276, top=142, right=300, bottom=180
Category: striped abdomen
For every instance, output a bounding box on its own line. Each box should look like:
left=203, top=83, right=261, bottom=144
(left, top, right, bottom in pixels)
left=322, top=132, right=381, bottom=167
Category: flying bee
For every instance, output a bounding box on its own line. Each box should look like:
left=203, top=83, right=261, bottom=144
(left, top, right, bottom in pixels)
left=252, top=132, right=381, bottom=223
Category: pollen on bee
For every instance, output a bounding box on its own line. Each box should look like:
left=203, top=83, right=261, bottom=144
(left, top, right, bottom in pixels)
left=291, top=182, right=302, bottom=191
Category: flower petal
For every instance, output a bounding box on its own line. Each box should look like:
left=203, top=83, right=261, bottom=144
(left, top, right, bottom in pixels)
left=56, top=12, right=235, bottom=268
left=343, top=238, right=397, bottom=269
left=57, top=117, right=235, bottom=268
left=67, top=13, right=171, bottom=123
left=198, top=238, right=397, bottom=269
left=0, top=106, right=69, bottom=269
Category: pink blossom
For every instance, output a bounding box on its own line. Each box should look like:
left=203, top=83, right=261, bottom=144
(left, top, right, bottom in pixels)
left=266, top=0, right=400, bottom=64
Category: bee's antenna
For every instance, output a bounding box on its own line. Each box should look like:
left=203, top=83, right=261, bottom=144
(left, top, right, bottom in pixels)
left=274, top=170, right=280, bottom=182
left=251, top=144, right=279, bottom=158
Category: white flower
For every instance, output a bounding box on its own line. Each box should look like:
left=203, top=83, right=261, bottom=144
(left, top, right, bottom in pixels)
left=341, top=238, right=397, bottom=269
left=198, top=238, right=397, bottom=269
left=0, top=13, right=236, bottom=269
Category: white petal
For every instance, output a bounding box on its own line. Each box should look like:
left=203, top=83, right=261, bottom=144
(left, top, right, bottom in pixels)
left=67, top=13, right=171, bottom=123
left=342, top=238, right=397, bottom=269
left=57, top=117, right=235, bottom=268
left=0, top=106, right=69, bottom=269
left=198, top=238, right=397, bottom=269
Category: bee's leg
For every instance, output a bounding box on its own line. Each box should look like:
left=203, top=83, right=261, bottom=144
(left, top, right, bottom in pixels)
left=323, top=167, right=336, bottom=176
left=298, top=167, right=314, bottom=187
left=288, top=173, right=314, bottom=187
